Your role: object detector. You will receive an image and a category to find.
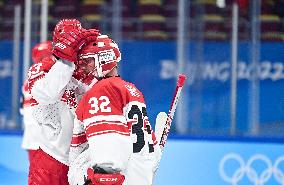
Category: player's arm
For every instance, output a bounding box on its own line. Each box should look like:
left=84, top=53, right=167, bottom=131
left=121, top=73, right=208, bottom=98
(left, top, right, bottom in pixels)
left=30, top=27, right=90, bottom=104
left=68, top=98, right=90, bottom=185
left=69, top=98, right=88, bottom=164
left=123, top=86, right=162, bottom=183
left=28, top=57, right=75, bottom=104
left=123, top=87, right=159, bottom=155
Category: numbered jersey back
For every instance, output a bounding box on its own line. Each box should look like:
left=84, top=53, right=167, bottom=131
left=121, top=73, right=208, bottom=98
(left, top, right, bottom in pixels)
left=76, top=76, right=157, bottom=156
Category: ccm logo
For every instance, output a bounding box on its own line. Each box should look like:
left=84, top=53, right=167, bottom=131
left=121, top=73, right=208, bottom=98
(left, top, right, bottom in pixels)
left=100, top=178, right=118, bottom=182
left=55, top=43, right=66, bottom=50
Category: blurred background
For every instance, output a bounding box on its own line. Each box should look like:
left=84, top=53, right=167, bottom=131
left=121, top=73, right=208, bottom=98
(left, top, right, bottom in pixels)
left=0, top=0, right=284, bottom=185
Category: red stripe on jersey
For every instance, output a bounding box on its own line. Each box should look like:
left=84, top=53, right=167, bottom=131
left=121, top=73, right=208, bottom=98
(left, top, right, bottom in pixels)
left=143, top=118, right=149, bottom=128
left=23, top=98, right=38, bottom=108
left=86, top=122, right=130, bottom=138
left=85, top=120, right=128, bottom=130
left=71, top=133, right=87, bottom=147
left=88, top=130, right=130, bottom=138
left=127, top=119, right=137, bottom=128
left=152, top=132, right=157, bottom=145
left=27, top=74, right=45, bottom=93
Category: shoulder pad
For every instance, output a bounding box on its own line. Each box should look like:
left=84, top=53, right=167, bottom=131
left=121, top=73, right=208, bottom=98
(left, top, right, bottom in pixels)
left=40, top=57, right=56, bottom=71
left=27, top=57, right=55, bottom=80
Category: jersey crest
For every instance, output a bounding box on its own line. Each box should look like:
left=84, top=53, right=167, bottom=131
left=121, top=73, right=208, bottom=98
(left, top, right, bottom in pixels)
left=61, top=89, right=78, bottom=110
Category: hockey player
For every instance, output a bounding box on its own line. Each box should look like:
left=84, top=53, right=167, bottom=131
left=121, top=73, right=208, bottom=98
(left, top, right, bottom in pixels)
left=21, top=40, right=52, bottom=163
left=27, top=19, right=99, bottom=185
left=68, top=35, right=161, bottom=185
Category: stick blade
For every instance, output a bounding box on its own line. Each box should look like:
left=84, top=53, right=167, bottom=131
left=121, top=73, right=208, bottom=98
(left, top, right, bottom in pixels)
left=155, top=112, right=168, bottom=144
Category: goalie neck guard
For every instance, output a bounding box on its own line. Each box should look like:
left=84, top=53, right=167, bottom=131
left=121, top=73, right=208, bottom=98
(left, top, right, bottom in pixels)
left=78, top=35, right=121, bottom=78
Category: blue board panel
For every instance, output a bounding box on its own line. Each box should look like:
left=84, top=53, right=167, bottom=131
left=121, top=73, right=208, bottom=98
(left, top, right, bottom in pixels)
left=1, top=135, right=284, bottom=185
left=1, top=41, right=284, bottom=133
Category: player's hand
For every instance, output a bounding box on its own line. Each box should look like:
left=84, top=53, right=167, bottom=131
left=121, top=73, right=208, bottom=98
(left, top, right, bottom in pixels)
left=84, top=167, right=125, bottom=185
left=53, top=29, right=86, bottom=63
left=83, top=29, right=100, bottom=43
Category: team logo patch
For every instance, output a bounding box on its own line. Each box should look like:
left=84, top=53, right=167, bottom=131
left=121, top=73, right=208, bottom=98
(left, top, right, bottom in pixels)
left=62, top=89, right=78, bottom=109
left=54, top=42, right=67, bottom=50
left=98, top=49, right=116, bottom=64
left=125, top=84, right=140, bottom=97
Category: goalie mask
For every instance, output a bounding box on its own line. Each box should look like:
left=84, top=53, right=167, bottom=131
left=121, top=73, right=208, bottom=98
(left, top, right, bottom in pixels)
left=52, top=19, right=82, bottom=44
left=78, top=35, right=121, bottom=78
left=32, top=41, right=53, bottom=63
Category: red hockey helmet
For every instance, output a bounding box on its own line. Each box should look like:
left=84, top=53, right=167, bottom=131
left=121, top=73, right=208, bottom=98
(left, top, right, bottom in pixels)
left=52, top=19, right=82, bottom=43
left=78, top=35, right=121, bottom=78
left=31, top=41, right=52, bottom=63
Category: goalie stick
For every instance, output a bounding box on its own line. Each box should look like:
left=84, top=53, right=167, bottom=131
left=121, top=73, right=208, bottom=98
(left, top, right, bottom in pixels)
left=156, top=74, right=187, bottom=151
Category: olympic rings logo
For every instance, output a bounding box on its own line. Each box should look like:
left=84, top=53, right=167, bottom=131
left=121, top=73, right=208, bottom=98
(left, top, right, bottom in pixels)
left=219, top=153, right=284, bottom=185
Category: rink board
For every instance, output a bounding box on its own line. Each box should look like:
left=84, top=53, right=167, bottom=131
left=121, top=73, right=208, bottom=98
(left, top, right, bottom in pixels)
left=0, top=134, right=283, bottom=185
left=1, top=41, right=284, bottom=133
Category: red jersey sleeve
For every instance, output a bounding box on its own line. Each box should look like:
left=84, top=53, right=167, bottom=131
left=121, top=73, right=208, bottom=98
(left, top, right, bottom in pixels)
left=123, top=82, right=158, bottom=154
left=22, top=79, right=38, bottom=107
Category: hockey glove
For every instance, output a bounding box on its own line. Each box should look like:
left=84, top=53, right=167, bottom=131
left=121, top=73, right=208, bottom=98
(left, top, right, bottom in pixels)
left=53, top=29, right=86, bottom=63
left=84, top=167, right=125, bottom=185
left=83, top=29, right=100, bottom=43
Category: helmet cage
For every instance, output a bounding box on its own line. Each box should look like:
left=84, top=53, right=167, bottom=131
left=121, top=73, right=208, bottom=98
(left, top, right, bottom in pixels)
left=78, top=35, right=121, bottom=78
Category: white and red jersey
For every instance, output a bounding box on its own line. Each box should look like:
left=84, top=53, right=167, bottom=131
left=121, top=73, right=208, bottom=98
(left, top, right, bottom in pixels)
left=21, top=79, right=40, bottom=150
left=69, top=76, right=160, bottom=185
left=27, top=56, right=88, bottom=165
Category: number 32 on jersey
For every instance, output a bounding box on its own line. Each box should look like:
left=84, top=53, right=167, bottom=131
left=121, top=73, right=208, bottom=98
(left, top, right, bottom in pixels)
left=88, top=96, right=154, bottom=154
left=88, top=96, right=111, bottom=114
